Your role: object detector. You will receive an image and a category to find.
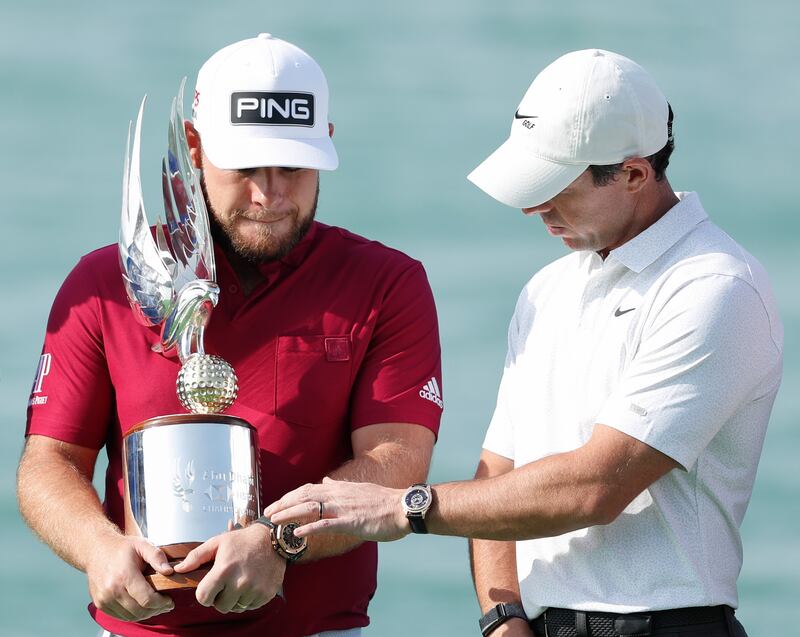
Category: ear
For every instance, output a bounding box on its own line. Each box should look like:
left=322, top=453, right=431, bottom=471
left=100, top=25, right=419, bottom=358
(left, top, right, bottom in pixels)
left=328, top=122, right=334, bottom=138
left=184, top=121, right=203, bottom=169
left=622, top=157, right=652, bottom=194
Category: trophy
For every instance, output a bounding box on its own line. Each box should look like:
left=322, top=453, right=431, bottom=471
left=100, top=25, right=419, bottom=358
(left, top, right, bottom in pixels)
left=118, top=80, right=260, bottom=591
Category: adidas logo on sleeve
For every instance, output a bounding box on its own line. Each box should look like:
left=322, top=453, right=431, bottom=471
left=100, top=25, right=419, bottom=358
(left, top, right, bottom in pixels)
left=419, top=377, right=443, bottom=409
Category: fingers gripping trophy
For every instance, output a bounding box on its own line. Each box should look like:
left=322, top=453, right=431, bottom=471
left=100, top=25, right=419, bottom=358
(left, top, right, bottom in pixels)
left=118, top=81, right=260, bottom=590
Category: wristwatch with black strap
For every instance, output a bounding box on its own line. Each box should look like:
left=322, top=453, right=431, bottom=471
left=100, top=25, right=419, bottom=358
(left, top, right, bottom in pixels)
left=478, top=602, right=528, bottom=636
left=401, top=483, right=433, bottom=534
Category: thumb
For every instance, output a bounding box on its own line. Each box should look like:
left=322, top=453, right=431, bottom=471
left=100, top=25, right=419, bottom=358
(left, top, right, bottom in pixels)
left=173, top=538, right=218, bottom=573
left=137, top=541, right=173, bottom=575
left=322, top=476, right=336, bottom=484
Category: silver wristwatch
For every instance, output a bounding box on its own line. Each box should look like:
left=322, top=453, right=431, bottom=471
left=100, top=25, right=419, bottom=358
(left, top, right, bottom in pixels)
left=401, top=483, right=433, bottom=534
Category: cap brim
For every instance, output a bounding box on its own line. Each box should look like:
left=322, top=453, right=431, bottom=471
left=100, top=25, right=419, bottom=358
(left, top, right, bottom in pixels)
left=467, top=137, right=585, bottom=208
left=203, top=135, right=339, bottom=171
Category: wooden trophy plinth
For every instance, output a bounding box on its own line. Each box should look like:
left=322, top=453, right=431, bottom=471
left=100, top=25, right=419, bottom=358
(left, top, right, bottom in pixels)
left=143, top=542, right=210, bottom=591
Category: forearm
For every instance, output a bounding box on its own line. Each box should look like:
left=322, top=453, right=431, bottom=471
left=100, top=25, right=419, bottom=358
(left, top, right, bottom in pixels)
left=17, top=440, right=120, bottom=572
left=470, top=449, right=532, bottom=637
left=470, top=537, right=522, bottom=612
left=297, top=434, right=431, bottom=562
left=428, top=451, right=604, bottom=541
left=329, top=436, right=428, bottom=487
left=428, top=426, right=680, bottom=541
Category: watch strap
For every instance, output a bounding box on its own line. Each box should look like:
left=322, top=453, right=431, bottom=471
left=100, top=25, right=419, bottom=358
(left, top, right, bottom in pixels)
left=407, top=513, right=428, bottom=534
left=252, top=515, right=275, bottom=530
left=478, top=602, right=528, bottom=636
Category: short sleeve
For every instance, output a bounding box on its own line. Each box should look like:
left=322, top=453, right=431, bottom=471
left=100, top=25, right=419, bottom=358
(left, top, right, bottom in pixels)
left=25, top=257, right=114, bottom=448
left=349, top=262, right=443, bottom=435
left=596, top=274, right=782, bottom=469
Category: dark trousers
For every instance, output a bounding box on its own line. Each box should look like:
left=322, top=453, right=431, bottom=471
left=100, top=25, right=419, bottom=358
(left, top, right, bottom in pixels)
left=529, top=605, right=748, bottom=637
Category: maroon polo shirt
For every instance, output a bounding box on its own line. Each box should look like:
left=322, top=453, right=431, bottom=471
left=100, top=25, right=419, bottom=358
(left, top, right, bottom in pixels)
left=26, top=221, right=443, bottom=637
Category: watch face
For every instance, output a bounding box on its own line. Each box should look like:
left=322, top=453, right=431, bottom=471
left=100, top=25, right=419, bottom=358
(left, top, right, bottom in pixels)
left=404, top=487, right=430, bottom=512
left=278, top=522, right=307, bottom=553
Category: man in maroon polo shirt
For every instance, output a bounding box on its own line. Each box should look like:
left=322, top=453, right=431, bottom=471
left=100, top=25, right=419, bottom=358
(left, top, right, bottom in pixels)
left=17, top=34, right=442, bottom=637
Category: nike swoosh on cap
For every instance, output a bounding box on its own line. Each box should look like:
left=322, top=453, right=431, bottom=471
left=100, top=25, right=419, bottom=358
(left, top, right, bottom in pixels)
left=614, top=307, right=636, bottom=317
left=514, top=110, right=538, bottom=120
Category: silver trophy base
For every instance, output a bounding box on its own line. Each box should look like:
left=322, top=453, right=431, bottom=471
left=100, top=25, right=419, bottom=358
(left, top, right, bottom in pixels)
left=123, top=413, right=261, bottom=590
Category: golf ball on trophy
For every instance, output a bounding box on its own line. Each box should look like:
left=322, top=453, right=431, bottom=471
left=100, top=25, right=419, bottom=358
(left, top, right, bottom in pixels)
left=176, top=353, right=238, bottom=414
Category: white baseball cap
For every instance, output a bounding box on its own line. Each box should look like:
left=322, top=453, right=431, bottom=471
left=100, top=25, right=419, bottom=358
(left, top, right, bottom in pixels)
left=467, top=49, right=669, bottom=208
left=192, top=33, right=338, bottom=171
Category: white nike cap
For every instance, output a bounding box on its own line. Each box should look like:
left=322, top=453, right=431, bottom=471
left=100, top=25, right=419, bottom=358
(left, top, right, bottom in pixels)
left=467, top=49, right=669, bottom=208
left=192, top=33, right=338, bottom=171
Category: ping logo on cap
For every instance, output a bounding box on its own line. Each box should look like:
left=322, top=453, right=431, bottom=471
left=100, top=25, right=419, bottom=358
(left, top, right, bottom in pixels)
left=231, top=91, right=315, bottom=126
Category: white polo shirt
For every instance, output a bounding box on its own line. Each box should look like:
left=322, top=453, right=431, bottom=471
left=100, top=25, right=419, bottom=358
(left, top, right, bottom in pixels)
left=483, top=192, right=783, bottom=617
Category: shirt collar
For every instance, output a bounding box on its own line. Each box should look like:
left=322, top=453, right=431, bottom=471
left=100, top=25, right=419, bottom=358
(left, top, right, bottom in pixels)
left=607, top=192, right=708, bottom=273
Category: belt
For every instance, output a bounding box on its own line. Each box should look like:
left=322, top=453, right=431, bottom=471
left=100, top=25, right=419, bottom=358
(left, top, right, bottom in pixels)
left=530, top=605, right=731, bottom=637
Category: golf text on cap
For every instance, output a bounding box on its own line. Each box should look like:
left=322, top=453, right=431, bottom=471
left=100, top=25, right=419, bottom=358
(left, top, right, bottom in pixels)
left=231, top=91, right=315, bottom=126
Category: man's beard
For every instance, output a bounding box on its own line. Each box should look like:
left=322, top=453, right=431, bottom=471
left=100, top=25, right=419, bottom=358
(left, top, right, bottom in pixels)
left=201, top=175, right=319, bottom=265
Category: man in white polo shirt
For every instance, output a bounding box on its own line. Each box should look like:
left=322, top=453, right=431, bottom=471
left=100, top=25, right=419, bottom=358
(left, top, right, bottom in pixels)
left=265, top=49, right=783, bottom=637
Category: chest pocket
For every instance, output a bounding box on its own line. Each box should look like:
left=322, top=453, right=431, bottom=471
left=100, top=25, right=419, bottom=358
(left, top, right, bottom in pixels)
left=275, top=335, right=353, bottom=427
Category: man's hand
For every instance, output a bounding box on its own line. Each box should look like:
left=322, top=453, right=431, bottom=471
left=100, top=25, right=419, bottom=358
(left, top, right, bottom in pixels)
left=174, top=521, right=285, bottom=613
left=264, top=477, right=409, bottom=542
left=85, top=533, right=175, bottom=622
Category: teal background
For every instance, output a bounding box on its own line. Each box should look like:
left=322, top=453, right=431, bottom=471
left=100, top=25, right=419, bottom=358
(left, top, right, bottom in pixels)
left=1, top=1, right=797, bottom=635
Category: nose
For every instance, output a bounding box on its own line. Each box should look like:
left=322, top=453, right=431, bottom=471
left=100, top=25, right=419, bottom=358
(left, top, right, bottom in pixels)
left=521, top=200, right=553, bottom=216
left=248, top=167, right=287, bottom=207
